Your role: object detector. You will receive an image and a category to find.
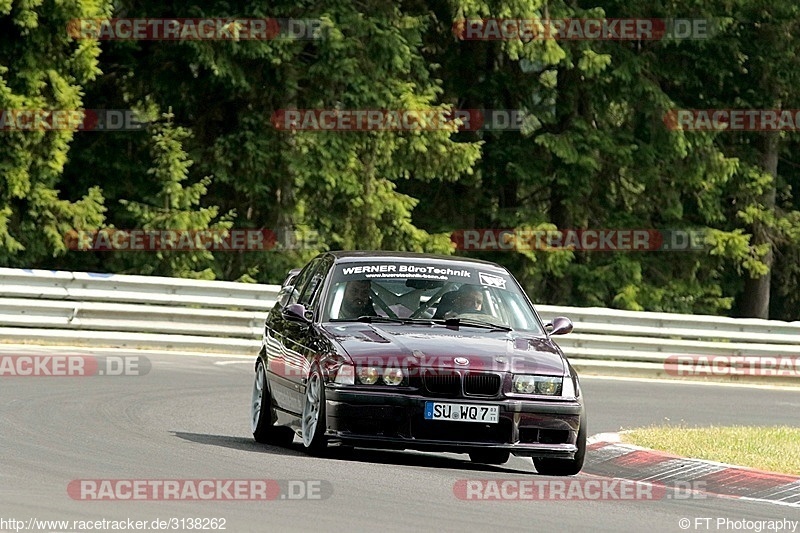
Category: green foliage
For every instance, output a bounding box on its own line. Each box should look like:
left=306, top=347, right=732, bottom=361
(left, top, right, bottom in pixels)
left=1, top=0, right=799, bottom=319
left=109, top=112, right=233, bottom=279
left=0, top=0, right=110, bottom=266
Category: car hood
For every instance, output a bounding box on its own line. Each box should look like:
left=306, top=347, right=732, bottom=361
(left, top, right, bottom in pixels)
left=322, top=322, right=566, bottom=376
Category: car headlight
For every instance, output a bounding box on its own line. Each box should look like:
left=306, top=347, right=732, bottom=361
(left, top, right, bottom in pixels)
left=382, top=368, right=404, bottom=386
left=512, top=375, right=562, bottom=395
left=333, top=364, right=355, bottom=385
left=357, top=366, right=380, bottom=385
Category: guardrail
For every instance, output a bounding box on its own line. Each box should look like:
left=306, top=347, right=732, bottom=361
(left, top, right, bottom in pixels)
left=2, top=268, right=798, bottom=381
left=0, top=268, right=277, bottom=354
left=536, top=305, right=800, bottom=361
left=534, top=304, right=800, bottom=383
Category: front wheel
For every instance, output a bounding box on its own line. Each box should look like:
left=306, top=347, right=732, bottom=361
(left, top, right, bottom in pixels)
left=532, top=414, right=587, bottom=476
left=251, top=360, right=295, bottom=446
left=301, top=365, right=328, bottom=454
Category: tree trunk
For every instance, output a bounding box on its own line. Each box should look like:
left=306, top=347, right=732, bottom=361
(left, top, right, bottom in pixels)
left=739, top=131, right=778, bottom=318
left=544, top=65, right=581, bottom=304
left=275, top=66, right=299, bottom=248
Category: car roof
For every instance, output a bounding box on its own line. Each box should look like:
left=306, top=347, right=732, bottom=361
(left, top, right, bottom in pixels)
left=323, top=250, right=508, bottom=273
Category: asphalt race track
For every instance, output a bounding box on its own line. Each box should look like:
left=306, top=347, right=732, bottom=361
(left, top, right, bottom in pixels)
left=1, top=347, right=799, bottom=533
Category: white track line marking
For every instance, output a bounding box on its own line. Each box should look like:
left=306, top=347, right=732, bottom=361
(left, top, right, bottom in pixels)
left=581, top=374, right=800, bottom=391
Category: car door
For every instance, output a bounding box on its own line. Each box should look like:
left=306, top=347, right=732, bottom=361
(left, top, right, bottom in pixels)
left=287, top=256, right=333, bottom=407
left=266, top=258, right=322, bottom=414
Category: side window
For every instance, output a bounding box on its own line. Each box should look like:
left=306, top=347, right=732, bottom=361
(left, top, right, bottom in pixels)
left=286, top=259, right=321, bottom=306
left=277, top=273, right=299, bottom=306
left=299, top=256, right=333, bottom=310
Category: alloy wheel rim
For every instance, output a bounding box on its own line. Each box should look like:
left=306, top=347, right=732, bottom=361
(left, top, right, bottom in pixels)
left=302, top=373, right=320, bottom=447
left=251, top=364, right=264, bottom=433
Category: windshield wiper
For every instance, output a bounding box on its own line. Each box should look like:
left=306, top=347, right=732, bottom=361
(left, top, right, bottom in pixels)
left=337, top=315, right=511, bottom=331
left=439, top=317, right=513, bottom=332
left=356, top=316, right=438, bottom=325
left=354, top=316, right=405, bottom=323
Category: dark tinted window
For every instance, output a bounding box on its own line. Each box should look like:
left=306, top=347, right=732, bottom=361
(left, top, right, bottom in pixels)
left=298, top=255, right=333, bottom=310
left=285, top=258, right=321, bottom=306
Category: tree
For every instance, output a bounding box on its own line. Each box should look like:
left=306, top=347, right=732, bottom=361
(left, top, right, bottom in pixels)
left=64, top=0, right=481, bottom=282
left=412, top=0, right=742, bottom=314
left=105, top=112, right=233, bottom=278
left=0, top=0, right=110, bottom=267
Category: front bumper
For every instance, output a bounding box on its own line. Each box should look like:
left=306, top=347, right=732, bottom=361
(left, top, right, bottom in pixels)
left=325, top=387, right=583, bottom=458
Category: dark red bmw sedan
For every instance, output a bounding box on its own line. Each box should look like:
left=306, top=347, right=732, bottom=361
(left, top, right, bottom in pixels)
left=251, top=251, right=586, bottom=475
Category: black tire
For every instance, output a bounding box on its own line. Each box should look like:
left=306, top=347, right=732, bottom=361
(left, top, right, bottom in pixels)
left=301, top=364, right=328, bottom=455
left=469, top=450, right=511, bottom=465
left=251, top=360, right=295, bottom=446
left=532, top=413, right=587, bottom=476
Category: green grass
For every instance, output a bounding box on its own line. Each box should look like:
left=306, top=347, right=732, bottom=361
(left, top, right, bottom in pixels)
left=620, top=425, right=800, bottom=475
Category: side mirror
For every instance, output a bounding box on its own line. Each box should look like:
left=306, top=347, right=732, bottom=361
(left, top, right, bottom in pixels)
left=282, top=303, right=310, bottom=323
left=546, top=316, right=573, bottom=336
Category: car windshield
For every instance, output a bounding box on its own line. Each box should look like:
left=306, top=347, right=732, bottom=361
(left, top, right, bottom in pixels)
left=322, top=261, right=544, bottom=334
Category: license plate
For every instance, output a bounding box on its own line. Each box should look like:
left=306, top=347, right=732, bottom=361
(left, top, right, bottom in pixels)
left=424, top=402, right=499, bottom=424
